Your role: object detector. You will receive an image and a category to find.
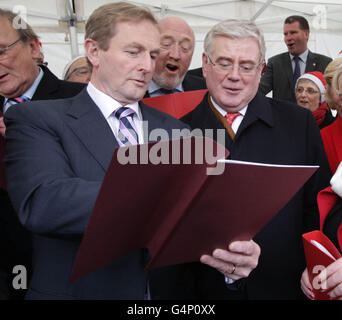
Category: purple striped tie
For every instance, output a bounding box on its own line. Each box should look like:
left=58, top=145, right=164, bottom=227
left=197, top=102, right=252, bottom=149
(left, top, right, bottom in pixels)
left=113, top=106, right=139, bottom=146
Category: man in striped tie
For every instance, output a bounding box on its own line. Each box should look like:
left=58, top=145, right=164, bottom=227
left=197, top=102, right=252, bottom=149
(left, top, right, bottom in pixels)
left=0, top=9, right=84, bottom=299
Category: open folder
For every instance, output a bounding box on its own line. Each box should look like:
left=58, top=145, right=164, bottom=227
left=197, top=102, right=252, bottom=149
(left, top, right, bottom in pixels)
left=70, top=136, right=318, bottom=282
left=302, top=230, right=341, bottom=300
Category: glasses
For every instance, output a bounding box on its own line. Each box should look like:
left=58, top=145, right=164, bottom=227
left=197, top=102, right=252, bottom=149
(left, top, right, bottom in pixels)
left=207, top=54, right=261, bottom=75
left=66, top=66, right=91, bottom=80
left=0, top=38, right=21, bottom=61
left=295, top=87, right=319, bottom=95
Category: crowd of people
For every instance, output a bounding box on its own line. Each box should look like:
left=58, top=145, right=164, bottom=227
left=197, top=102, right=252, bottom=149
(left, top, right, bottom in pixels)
left=0, top=1, right=341, bottom=300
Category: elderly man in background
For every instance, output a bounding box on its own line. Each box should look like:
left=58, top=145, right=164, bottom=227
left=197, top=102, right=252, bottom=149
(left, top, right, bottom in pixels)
left=145, top=15, right=206, bottom=97
left=63, top=55, right=92, bottom=84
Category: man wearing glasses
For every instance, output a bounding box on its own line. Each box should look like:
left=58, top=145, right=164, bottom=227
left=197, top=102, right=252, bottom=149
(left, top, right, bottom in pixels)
left=63, top=55, right=92, bottom=84
left=176, top=19, right=331, bottom=299
left=0, top=9, right=84, bottom=299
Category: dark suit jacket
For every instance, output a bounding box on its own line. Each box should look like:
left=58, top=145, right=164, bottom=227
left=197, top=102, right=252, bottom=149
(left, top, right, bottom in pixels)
left=0, top=66, right=85, bottom=299
left=187, top=67, right=203, bottom=79
left=4, top=88, right=188, bottom=299
left=144, top=72, right=206, bottom=98
left=259, top=51, right=332, bottom=103
left=172, top=92, right=331, bottom=300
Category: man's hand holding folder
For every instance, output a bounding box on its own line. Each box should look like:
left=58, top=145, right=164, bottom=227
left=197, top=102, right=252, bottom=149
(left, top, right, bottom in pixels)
left=201, top=240, right=260, bottom=281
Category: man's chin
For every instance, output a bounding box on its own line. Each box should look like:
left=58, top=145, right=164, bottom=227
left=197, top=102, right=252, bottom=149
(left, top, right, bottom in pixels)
left=154, top=74, right=182, bottom=90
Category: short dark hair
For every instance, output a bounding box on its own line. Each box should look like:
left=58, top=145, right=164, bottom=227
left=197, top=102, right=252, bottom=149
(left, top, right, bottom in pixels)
left=0, top=9, right=39, bottom=43
left=284, top=15, right=310, bottom=31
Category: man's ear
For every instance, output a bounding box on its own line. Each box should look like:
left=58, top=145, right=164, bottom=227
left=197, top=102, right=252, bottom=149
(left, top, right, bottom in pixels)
left=202, top=52, right=208, bottom=79
left=28, top=38, right=41, bottom=60
left=85, top=38, right=100, bottom=68
left=304, top=30, right=310, bottom=42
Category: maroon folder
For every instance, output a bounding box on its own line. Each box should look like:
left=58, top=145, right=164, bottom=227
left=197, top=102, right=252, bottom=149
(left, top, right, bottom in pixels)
left=70, top=136, right=318, bottom=282
left=142, top=89, right=207, bottom=119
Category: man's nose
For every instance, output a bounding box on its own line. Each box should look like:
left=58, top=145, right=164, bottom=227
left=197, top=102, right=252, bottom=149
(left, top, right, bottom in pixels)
left=227, top=64, right=241, bottom=81
left=139, top=53, right=154, bottom=72
left=169, top=43, right=180, bottom=60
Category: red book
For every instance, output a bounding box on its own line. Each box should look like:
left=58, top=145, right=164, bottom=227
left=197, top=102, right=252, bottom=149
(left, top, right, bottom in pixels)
left=142, top=90, right=207, bottom=119
left=70, top=136, right=318, bottom=282
left=302, top=230, right=341, bottom=300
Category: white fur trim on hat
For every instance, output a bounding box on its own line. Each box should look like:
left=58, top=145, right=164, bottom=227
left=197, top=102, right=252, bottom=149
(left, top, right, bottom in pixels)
left=296, top=73, right=326, bottom=102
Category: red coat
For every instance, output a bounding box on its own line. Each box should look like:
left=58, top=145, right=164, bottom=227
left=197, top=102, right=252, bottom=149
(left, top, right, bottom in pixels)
left=320, top=115, right=342, bottom=174
left=317, top=186, right=342, bottom=251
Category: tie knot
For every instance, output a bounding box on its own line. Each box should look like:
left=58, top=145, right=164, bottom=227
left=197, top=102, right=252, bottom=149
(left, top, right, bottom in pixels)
left=9, top=96, right=30, bottom=104
left=113, top=106, right=135, bottom=120
left=225, top=112, right=241, bottom=126
left=3, top=95, right=30, bottom=113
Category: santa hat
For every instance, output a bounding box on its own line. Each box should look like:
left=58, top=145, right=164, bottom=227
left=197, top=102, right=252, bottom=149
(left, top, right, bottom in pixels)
left=296, top=71, right=326, bottom=102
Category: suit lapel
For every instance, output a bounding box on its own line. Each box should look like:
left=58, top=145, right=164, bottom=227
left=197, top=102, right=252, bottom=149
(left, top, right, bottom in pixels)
left=305, top=51, right=318, bottom=72
left=32, top=66, right=60, bottom=100
left=235, top=92, right=274, bottom=139
left=65, top=89, right=118, bottom=172
left=283, top=53, right=295, bottom=88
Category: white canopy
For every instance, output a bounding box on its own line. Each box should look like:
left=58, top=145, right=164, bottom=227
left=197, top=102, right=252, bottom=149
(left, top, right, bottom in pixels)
left=1, top=0, right=342, bottom=78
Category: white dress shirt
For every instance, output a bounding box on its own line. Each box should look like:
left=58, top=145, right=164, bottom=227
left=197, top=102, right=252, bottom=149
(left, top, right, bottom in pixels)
left=3, top=67, right=44, bottom=113
left=210, top=96, right=247, bottom=133
left=87, top=82, right=145, bottom=144
left=290, top=49, right=309, bottom=76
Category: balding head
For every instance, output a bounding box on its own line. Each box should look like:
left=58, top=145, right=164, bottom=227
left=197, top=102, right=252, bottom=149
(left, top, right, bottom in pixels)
left=153, top=15, right=195, bottom=90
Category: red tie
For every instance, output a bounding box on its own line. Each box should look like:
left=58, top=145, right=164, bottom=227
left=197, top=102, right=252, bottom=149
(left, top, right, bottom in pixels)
left=225, top=112, right=241, bottom=126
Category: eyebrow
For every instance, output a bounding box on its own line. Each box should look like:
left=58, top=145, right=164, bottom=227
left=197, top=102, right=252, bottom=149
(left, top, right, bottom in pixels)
left=216, top=56, right=257, bottom=64
left=125, top=42, right=160, bottom=54
left=161, top=35, right=192, bottom=43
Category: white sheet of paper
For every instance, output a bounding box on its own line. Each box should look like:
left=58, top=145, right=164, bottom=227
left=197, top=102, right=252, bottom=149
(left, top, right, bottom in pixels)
left=311, top=240, right=337, bottom=261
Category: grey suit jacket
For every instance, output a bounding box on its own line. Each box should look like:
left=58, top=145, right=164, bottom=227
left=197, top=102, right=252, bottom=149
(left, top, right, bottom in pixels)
left=0, top=65, right=85, bottom=299
left=4, top=88, right=188, bottom=299
left=259, top=50, right=332, bottom=103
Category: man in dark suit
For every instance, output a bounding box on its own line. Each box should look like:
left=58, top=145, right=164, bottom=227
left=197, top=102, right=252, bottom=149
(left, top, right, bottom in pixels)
left=0, top=9, right=84, bottom=299
left=259, top=15, right=332, bottom=103
left=181, top=19, right=331, bottom=299
left=145, top=15, right=206, bottom=98
left=4, top=2, right=259, bottom=300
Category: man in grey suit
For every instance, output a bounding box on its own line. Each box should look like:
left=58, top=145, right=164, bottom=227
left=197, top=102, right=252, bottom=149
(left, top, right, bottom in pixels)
left=0, top=8, right=84, bottom=299
left=4, top=2, right=260, bottom=299
left=259, top=15, right=332, bottom=103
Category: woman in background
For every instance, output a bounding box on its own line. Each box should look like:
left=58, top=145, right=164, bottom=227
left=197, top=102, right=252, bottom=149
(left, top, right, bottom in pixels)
left=295, top=71, right=335, bottom=129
